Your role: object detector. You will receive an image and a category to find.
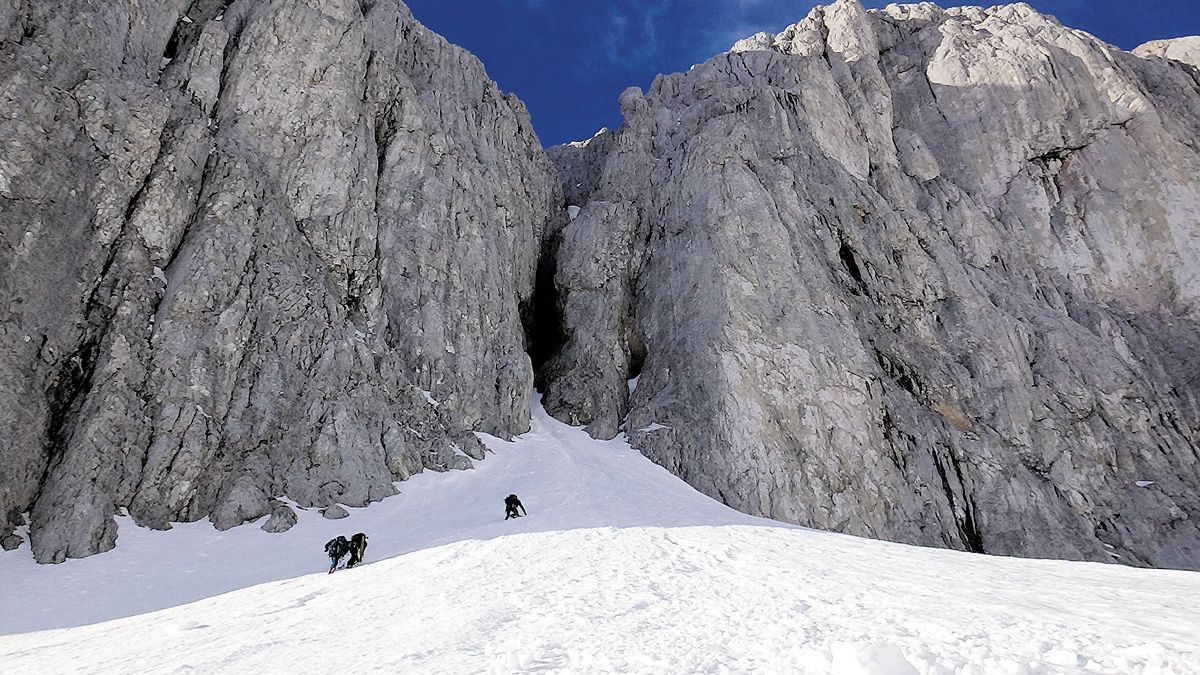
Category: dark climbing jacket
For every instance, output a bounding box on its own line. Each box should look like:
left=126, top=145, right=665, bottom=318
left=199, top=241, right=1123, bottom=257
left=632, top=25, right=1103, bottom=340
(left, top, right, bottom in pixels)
left=325, top=536, right=350, bottom=559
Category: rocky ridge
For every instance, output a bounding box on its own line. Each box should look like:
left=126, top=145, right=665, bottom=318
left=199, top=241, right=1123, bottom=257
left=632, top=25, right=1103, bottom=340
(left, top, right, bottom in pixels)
left=0, top=0, right=561, bottom=562
left=3, top=0, right=1200, bottom=570
left=1134, top=36, right=1200, bottom=70
left=542, top=1, right=1200, bottom=568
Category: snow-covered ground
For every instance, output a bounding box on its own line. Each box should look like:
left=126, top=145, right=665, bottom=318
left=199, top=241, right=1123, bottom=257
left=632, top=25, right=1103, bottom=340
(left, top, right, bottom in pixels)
left=2, top=401, right=1199, bottom=674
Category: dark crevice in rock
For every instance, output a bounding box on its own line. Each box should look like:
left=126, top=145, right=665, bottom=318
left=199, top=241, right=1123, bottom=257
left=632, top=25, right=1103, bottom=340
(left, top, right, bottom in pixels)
left=1092, top=518, right=1128, bottom=557
left=1030, top=122, right=1129, bottom=167
left=960, top=498, right=984, bottom=553
left=946, top=449, right=984, bottom=553
left=373, top=97, right=398, bottom=203
left=526, top=237, right=566, bottom=383
left=162, top=23, right=181, bottom=61
left=163, top=0, right=235, bottom=71
left=210, top=4, right=247, bottom=122
left=880, top=410, right=912, bottom=475
left=8, top=10, right=39, bottom=47
left=932, top=447, right=984, bottom=553
left=872, top=346, right=922, bottom=399
left=38, top=336, right=102, bottom=495
left=345, top=269, right=363, bottom=315
left=122, top=127, right=172, bottom=223
left=839, top=240, right=866, bottom=289
left=164, top=153, right=218, bottom=268
left=627, top=342, right=646, bottom=382
left=1030, top=145, right=1084, bottom=165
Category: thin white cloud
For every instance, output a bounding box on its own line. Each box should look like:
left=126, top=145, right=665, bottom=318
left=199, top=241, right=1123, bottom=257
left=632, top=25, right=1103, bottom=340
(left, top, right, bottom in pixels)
left=586, top=1, right=670, bottom=69
left=578, top=0, right=819, bottom=71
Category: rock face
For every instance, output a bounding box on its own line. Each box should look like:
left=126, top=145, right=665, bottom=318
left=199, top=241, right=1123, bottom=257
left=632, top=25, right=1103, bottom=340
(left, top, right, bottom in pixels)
left=4, top=0, right=1199, bottom=572
left=1134, top=37, right=1200, bottom=69
left=0, top=0, right=560, bottom=562
left=543, top=1, right=1200, bottom=568
left=260, top=501, right=297, bottom=534
left=320, top=505, right=349, bottom=521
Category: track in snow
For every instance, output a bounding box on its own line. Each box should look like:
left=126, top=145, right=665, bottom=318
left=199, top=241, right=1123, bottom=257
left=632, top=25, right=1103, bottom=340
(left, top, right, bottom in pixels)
left=0, top=399, right=770, bottom=635
left=2, top=400, right=1199, bottom=674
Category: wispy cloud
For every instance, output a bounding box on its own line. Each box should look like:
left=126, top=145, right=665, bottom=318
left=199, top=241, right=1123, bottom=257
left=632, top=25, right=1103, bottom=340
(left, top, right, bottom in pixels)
left=569, top=0, right=819, bottom=74
left=594, top=1, right=672, bottom=69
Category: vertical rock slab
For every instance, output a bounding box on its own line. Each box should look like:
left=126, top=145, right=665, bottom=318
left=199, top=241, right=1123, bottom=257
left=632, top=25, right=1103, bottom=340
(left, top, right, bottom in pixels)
left=545, top=0, right=1200, bottom=568
left=1, top=0, right=560, bottom=562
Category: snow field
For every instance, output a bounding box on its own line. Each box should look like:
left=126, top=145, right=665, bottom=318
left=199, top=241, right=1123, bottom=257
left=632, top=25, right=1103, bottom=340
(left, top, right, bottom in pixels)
left=1, top=400, right=1199, bottom=673
left=4, top=524, right=1199, bottom=674
left=0, top=400, right=770, bottom=635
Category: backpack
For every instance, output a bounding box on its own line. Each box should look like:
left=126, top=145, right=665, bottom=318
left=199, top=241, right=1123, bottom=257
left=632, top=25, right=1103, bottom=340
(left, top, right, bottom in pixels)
left=325, top=536, right=349, bottom=557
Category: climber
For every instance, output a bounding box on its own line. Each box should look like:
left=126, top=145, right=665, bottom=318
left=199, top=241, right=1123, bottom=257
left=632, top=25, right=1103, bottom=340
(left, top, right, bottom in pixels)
left=347, top=532, right=369, bottom=568
left=324, top=535, right=351, bottom=573
left=504, top=494, right=527, bottom=520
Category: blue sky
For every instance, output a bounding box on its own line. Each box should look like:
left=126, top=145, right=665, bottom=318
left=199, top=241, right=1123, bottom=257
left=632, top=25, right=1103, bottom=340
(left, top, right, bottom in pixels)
left=405, top=0, right=1200, bottom=147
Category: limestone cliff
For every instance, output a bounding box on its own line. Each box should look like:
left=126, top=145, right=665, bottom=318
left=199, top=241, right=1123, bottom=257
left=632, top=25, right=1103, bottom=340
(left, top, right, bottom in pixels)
left=543, top=1, right=1200, bottom=568
left=0, top=0, right=561, bottom=562
left=1134, top=36, right=1200, bottom=69
left=4, top=0, right=1199, bottom=570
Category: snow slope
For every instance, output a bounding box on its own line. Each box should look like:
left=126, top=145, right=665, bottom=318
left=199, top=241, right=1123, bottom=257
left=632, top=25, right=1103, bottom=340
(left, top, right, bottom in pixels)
left=2, top=401, right=1200, bottom=674
left=0, top=399, right=767, bottom=635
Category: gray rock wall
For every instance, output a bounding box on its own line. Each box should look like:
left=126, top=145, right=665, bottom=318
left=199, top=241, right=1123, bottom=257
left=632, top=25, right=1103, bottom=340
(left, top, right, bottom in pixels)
left=0, top=0, right=561, bottom=562
left=4, top=0, right=1198, bottom=571
left=543, top=0, right=1200, bottom=568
